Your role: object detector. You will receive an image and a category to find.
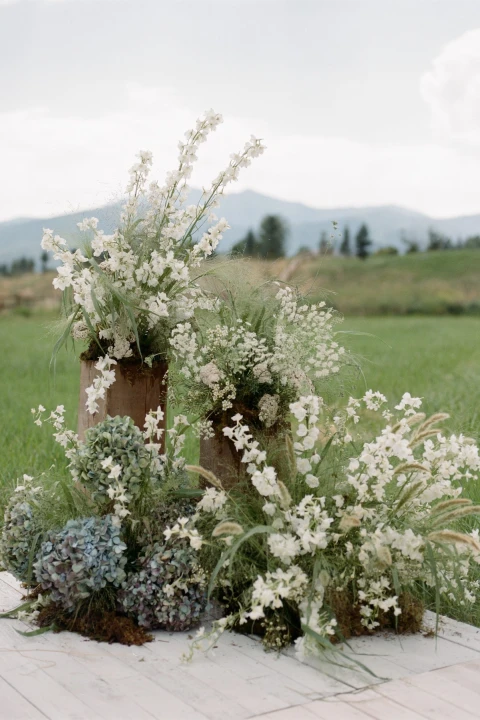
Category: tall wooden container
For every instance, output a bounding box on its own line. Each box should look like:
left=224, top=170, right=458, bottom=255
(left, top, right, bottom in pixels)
left=77, top=360, right=168, bottom=448
left=199, top=413, right=290, bottom=490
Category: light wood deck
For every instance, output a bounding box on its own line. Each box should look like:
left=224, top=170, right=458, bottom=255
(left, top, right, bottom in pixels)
left=1, top=572, right=479, bottom=719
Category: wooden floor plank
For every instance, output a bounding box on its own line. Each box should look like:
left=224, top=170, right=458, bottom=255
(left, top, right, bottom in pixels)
left=0, top=674, right=49, bottom=720
left=3, top=571, right=480, bottom=720
left=297, top=698, right=374, bottom=719
left=435, top=661, right=480, bottom=694
left=374, top=678, right=479, bottom=719
left=406, top=666, right=480, bottom=714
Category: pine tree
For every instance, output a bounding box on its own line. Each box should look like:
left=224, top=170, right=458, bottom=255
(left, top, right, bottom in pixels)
left=230, top=229, right=259, bottom=256
left=245, top=230, right=258, bottom=256
left=258, top=215, right=287, bottom=259
left=355, top=224, right=372, bottom=260
left=340, top=227, right=351, bottom=256
left=41, top=251, right=49, bottom=273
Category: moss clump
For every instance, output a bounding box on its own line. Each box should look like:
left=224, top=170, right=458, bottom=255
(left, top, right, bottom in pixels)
left=37, top=602, right=152, bottom=646
left=327, top=589, right=424, bottom=640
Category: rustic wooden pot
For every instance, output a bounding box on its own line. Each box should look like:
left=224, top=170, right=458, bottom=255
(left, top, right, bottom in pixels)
left=199, top=431, right=246, bottom=490
left=199, top=414, right=290, bottom=490
left=77, top=359, right=168, bottom=448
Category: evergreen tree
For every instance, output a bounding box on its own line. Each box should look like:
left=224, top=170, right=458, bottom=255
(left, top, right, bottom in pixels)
left=355, top=224, right=372, bottom=260
left=427, top=228, right=452, bottom=251
left=230, top=229, right=259, bottom=257
left=245, top=229, right=258, bottom=256
left=340, top=227, right=351, bottom=256
left=258, top=215, right=287, bottom=259
left=41, top=251, right=49, bottom=273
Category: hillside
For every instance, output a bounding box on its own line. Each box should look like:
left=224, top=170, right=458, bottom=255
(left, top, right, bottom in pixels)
left=3, top=249, right=480, bottom=317
left=284, top=249, right=480, bottom=315
left=3, top=190, right=480, bottom=265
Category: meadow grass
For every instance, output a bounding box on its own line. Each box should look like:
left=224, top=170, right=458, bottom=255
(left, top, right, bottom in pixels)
left=287, top=248, right=480, bottom=316
left=1, top=312, right=480, bottom=625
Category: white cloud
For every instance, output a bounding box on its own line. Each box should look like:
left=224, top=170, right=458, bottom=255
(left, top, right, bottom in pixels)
left=1, top=84, right=480, bottom=221
left=421, top=28, right=480, bottom=145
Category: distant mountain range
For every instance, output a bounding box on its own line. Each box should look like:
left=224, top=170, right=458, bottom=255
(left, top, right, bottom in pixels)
left=2, top=189, right=480, bottom=265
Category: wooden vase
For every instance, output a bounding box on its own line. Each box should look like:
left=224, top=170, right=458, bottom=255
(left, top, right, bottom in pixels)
left=199, top=415, right=290, bottom=491
left=77, top=359, right=168, bottom=448
left=199, top=431, right=246, bottom=490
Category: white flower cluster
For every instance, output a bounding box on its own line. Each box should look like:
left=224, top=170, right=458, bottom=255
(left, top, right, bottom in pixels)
left=171, top=285, right=346, bottom=422
left=163, top=517, right=203, bottom=551
left=85, top=356, right=117, bottom=415
left=42, top=110, right=265, bottom=407
left=246, top=566, right=308, bottom=620
left=31, top=404, right=79, bottom=459
left=102, top=455, right=131, bottom=527
left=272, top=285, right=345, bottom=388
left=172, top=319, right=272, bottom=411
left=182, top=390, right=480, bottom=656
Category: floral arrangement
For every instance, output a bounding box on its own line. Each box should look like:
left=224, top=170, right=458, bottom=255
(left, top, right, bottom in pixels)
left=0, top=406, right=204, bottom=641
left=40, top=110, right=265, bottom=418
left=176, top=392, right=480, bottom=657
left=170, top=282, right=346, bottom=436
left=2, top=384, right=480, bottom=658
left=1, top=112, right=479, bottom=667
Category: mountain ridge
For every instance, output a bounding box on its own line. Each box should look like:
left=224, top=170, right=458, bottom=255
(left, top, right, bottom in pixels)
left=1, top=190, right=480, bottom=264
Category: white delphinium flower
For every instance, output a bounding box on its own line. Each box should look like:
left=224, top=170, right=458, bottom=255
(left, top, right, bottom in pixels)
left=197, top=488, right=228, bottom=514
left=164, top=517, right=204, bottom=550
left=247, top=566, right=308, bottom=620
left=395, top=392, right=423, bottom=416
left=85, top=356, right=117, bottom=415
left=106, top=478, right=131, bottom=527
left=267, top=533, right=302, bottom=564
left=42, top=110, right=266, bottom=389
left=31, top=404, right=79, bottom=458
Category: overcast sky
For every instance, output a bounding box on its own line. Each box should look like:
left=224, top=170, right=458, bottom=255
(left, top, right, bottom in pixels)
left=2, top=0, right=480, bottom=220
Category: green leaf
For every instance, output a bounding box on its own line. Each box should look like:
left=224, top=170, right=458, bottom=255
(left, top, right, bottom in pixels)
left=50, top=312, right=77, bottom=370
left=0, top=601, right=33, bottom=618
left=207, top=525, right=275, bottom=600
left=16, top=625, right=53, bottom=637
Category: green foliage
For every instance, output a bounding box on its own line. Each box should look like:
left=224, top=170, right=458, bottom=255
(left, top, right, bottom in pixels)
left=291, top=249, right=480, bottom=315
left=355, top=223, right=372, bottom=260
left=258, top=215, right=287, bottom=259
left=119, top=539, right=206, bottom=631
left=427, top=228, right=452, bottom=251
left=339, top=226, right=351, bottom=256
left=464, top=235, right=480, bottom=249
left=35, top=515, right=127, bottom=610
left=374, top=246, right=398, bottom=256
left=70, top=416, right=158, bottom=506
left=231, top=230, right=260, bottom=257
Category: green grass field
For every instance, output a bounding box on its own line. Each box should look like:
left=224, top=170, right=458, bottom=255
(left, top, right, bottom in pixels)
left=2, top=313, right=479, bottom=482
left=1, top=312, right=480, bottom=625
left=290, top=248, right=480, bottom=316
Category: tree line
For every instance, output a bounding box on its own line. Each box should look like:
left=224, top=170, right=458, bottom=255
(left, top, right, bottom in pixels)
left=231, top=217, right=373, bottom=260
left=0, top=252, right=50, bottom=277
left=3, top=222, right=480, bottom=276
